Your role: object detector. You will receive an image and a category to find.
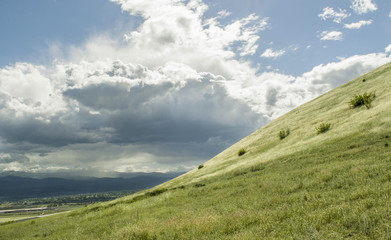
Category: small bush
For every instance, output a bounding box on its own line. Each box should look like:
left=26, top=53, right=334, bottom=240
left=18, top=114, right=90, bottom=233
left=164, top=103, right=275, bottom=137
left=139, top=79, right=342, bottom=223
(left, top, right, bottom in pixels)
left=0, top=221, right=15, bottom=226
left=238, top=148, right=246, bottom=156
left=233, top=169, right=248, bottom=177
left=316, top=123, right=331, bottom=134
left=251, top=164, right=266, bottom=172
left=349, top=92, right=376, bottom=109
left=194, top=183, right=205, bottom=188
left=145, top=188, right=168, bottom=197
left=279, top=128, right=290, bottom=140
left=198, top=164, right=204, bottom=169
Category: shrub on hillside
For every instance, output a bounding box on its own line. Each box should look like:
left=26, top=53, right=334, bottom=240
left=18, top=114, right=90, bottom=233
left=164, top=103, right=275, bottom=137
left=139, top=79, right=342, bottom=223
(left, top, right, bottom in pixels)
left=279, top=128, right=290, bottom=140
left=238, top=148, right=246, bottom=156
left=316, top=123, right=331, bottom=134
left=145, top=188, right=168, bottom=197
left=0, top=221, right=15, bottom=226
left=198, top=164, right=204, bottom=169
left=194, top=183, right=205, bottom=188
left=349, top=92, right=376, bottom=109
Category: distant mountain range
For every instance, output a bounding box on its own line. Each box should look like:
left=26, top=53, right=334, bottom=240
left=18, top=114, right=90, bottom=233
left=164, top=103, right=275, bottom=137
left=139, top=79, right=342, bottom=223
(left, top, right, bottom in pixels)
left=0, top=172, right=183, bottom=200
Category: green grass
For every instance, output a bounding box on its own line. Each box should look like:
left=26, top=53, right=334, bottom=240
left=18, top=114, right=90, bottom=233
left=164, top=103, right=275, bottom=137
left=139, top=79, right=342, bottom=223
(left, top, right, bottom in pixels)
left=1, top=62, right=391, bottom=239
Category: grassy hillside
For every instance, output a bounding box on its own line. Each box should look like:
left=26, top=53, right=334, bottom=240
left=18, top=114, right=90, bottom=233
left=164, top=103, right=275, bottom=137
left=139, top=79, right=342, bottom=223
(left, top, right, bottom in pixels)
left=1, top=62, right=391, bottom=239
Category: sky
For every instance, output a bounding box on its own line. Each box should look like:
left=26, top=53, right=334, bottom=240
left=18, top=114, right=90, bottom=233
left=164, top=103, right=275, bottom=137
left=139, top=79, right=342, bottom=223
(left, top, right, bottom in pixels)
left=0, top=0, right=390, bottom=178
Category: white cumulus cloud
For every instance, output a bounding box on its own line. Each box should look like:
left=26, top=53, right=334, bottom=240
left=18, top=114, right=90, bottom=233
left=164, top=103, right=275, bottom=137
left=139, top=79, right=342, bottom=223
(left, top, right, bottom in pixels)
left=261, top=48, right=286, bottom=59
left=385, top=44, right=391, bottom=53
left=319, top=31, right=343, bottom=41
left=67, top=0, right=269, bottom=80
left=318, top=7, right=351, bottom=23
left=217, top=10, right=231, bottom=18
left=298, top=53, right=390, bottom=89
left=344, top=19, right=373, bottom=29
left=350, top=0, right=377, bottom=15
left=225, top=52, right=391, bottom=119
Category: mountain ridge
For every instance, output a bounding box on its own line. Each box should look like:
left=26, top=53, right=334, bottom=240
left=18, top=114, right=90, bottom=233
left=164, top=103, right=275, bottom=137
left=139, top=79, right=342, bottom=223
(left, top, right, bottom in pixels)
left=0, top=173, right=183, bottom=200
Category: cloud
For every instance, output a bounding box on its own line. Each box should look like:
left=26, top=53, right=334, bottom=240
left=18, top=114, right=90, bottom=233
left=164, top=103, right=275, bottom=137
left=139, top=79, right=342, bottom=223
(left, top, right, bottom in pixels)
left=217, top=10, right=231, bottom=18
left=350, top=0, right=377, bottom=15
left=344, top=19, right=373, bottom=29
left=319, top=31, right=343, bottom=41
left=0, top=153, right=29, bottom=164
left=0, top=63, right=69, bottom=118
left=389, top=12, right=391, bottom=18
left=0, top=59, right=266, bottom=173
left=60, top=0, right=270, bottom=85
left=386, top=44, right=391, bottom=53
left=1, top=0, right=273, bottom=175
left=228, top=52, right=391, bottom=119
left=105, top=0, right=268, bottom=63
left=2, top=60, right=265, bottom=145
left=299, top=53, right=390, bottom=89
left=65, top=62, right=264, bottom=144
left=318, top=7, right=351, bottom=23
left=261, top=48, right=286, bottom=59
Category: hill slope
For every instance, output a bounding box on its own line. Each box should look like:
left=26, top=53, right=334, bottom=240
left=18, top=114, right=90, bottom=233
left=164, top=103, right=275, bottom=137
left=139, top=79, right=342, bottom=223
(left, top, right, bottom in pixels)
left=1, top=62, right=391, bottom=239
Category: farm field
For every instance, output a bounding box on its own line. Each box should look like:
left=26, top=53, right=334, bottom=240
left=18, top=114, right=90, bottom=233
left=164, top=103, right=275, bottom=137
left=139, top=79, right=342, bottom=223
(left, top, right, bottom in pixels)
left=0, top=191, right=135, bottom=224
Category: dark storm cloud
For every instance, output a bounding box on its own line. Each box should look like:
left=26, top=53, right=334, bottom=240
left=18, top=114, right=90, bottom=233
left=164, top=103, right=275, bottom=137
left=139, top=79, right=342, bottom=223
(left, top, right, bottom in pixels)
left=105, top=61, right=148, bottom=79
left=0, top=115, right=101, bottom=148
left=0, top=60, right=265, bottom=171
left=64, top=82, right=173, bottom=111
left=64, top=70, right=265, bottom=145
left=0, top=153, right=29, bottom=164
left=266, top=87, right=278, bottom=107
